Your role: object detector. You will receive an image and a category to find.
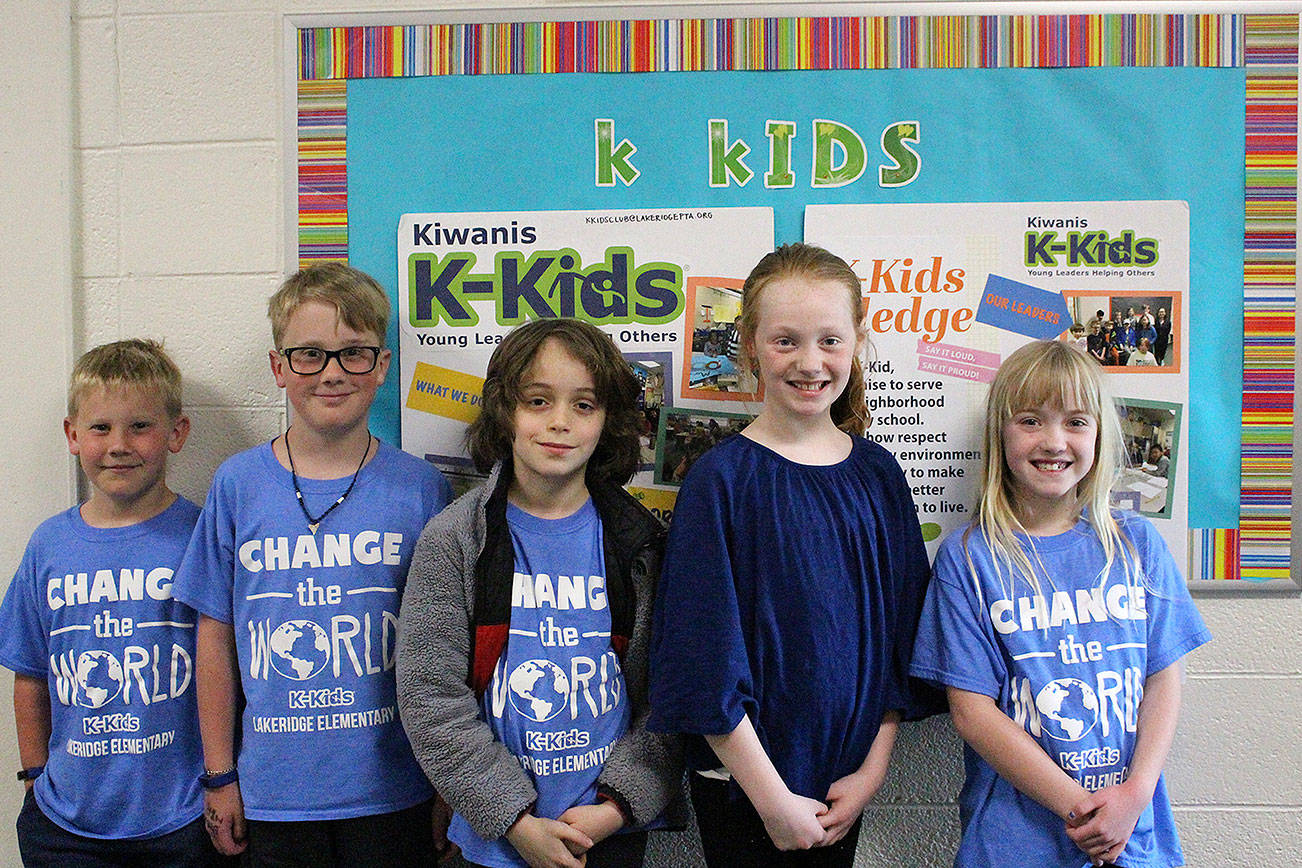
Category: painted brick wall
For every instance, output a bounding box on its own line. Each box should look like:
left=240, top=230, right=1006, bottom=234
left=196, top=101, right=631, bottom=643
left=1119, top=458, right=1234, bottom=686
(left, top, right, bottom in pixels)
left=1, top=1, right=1295, bottom=864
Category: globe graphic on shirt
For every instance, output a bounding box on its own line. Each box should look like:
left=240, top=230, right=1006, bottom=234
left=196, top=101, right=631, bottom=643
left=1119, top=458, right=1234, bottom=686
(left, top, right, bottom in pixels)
left=1035, top=678, right=1100, bottom=742
left=507, top=659, right=570, bottom=723
left=74, top=650, right=124, bottom=708
left=269, top=619, right=330, bottom=680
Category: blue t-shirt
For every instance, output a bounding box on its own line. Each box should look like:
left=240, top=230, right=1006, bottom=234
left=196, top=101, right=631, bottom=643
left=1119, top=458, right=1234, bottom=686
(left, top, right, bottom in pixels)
left=452, top=500, right=629, bottom=867
left=649, top=434, right=933, bottom=800
left=0, top=497, right=204, bottom=840
left=173, top=441, right=452, bottom=821
left=910, top=515, right=1211, bottom=868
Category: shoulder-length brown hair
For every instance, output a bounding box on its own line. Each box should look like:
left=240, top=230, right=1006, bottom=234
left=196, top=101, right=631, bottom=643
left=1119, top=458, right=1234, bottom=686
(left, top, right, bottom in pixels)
left=467, top=318, right=643, bottom=485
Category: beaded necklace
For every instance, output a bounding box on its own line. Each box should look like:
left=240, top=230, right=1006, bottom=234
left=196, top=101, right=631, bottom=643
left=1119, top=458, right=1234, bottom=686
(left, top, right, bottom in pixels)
left=284, top=429, right=372, bottom=534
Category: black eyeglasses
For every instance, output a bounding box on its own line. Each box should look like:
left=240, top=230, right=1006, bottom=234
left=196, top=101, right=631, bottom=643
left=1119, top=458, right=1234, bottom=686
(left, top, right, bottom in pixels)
left=279, top=346, right=382, bottom=375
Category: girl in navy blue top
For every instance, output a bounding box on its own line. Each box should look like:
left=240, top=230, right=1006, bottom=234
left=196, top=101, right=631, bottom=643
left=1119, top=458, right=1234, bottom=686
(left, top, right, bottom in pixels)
left=649, top=244, right=936, bottom=866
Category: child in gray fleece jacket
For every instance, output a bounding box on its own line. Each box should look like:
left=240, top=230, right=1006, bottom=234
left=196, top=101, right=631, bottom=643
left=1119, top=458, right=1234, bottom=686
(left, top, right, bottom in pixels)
left=396, top=319, right=682, bottom=868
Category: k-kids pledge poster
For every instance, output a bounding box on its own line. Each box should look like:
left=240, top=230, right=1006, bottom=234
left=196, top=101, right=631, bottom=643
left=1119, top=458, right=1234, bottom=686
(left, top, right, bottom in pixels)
left=806, top=201, right=1190, bottom=564
left=396, top=206, right=773, bottom=501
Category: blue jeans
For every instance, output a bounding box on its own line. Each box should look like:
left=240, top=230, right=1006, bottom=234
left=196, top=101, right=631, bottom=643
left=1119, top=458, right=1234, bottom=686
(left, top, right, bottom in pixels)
left=17, top=788, right=231, bottom=867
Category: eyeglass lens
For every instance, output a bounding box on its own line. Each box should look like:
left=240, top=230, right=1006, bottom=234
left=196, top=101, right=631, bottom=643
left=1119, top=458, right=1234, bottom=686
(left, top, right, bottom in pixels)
left=283, top=346, right=379, bottom=375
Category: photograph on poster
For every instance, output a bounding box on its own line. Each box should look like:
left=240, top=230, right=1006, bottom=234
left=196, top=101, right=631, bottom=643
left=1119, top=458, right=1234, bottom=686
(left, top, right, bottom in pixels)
left=680, top=277, right=756, bottom=401
left=655, top=407, right=752, bottom=486
left=1111, top=398, right=1182, bottom=520
left=627, top=352, right=672, bottom=471
left=424, top=454, right=485, bottom=500
left=1066, top=293, right=1181, bottom=370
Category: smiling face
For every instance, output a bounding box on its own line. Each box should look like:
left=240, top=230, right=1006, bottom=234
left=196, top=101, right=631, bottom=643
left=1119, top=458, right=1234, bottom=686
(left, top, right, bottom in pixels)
left=1002, top=401, right=1098, bottom=534
left=65, top=384, right=189, bottom=519
left=509, top=337, right=606, bottom=507
left=271, top=299, right=390, bottom=439
left=748, top=275, right=863, bottom=428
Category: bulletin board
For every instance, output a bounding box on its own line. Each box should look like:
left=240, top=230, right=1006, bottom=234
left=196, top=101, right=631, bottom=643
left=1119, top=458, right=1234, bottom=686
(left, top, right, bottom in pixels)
left=289, top=11, right=1297, bottom=588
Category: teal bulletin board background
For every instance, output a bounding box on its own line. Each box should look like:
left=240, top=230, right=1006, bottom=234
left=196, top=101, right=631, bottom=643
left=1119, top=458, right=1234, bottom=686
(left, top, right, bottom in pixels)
left=347, top=65, right=1244, bottom=527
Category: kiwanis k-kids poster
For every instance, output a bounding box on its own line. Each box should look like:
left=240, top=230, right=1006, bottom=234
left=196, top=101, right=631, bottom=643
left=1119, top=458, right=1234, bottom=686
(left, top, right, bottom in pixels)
left=396, top=207, right=774, bottom=511
left=807, top=201, right=1190, bottom=560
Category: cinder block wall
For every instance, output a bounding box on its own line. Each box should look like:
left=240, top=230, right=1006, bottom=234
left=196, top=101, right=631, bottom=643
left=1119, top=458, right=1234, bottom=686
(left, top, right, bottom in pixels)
left=1, top=1, right=1296, bottom=865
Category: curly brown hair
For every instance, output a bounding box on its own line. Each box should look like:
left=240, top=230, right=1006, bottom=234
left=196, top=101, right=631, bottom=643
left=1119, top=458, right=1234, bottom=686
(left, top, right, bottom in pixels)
left=467, top=319, right=643, bottom=485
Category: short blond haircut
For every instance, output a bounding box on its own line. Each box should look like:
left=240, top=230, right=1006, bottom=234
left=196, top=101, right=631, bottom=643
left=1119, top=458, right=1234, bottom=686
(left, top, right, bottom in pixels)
left=268, top=263, right=390, bottom=348
left=68, top=339, right=183, bottom=420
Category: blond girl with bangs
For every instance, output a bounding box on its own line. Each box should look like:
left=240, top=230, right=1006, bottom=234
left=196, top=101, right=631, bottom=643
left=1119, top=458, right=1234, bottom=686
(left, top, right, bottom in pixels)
left=974, top=337, right=1135, bottom=602
left=910, top=340, right=1210, bottom=868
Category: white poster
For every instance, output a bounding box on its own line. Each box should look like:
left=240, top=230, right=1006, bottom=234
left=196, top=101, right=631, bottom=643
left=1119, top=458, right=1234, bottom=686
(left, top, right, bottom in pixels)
left=397, top=206, right=774, bottom=510
left=807, top=201, right=1190, bottom=563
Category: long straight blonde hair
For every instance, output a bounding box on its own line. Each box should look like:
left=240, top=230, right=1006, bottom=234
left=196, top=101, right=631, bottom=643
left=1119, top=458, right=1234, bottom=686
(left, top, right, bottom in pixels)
left=967, top=340, right=1139, bottom=598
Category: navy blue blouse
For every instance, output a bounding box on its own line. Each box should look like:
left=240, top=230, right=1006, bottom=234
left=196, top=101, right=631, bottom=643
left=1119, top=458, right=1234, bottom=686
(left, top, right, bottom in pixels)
left=648, top=433, right=939, bottom=800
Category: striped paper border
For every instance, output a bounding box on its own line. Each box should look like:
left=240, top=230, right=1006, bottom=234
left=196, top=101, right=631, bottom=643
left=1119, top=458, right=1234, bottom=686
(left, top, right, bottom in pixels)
left=296, top=15, right=1243, bottom=78
left=1230, top=13, right=1297, bottom=584
left=297, top=79, right=347, bottom=261
left=296, top=14, right=1297, bottom=586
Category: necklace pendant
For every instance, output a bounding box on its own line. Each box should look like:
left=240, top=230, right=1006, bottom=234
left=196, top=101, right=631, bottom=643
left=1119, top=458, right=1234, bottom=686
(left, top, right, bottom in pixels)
left=285, top=430, right=372, bottom=543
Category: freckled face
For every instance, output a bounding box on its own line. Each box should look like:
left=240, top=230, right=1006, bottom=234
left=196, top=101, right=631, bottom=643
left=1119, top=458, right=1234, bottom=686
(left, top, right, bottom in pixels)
left=749, top=276, right=862, bottom=425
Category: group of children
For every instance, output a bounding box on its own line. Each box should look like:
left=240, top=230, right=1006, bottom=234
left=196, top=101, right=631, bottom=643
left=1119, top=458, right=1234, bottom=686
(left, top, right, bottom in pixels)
left=1073, top=307, right=1172, bottom=369
left=3, top=247, right=1208, bottom=868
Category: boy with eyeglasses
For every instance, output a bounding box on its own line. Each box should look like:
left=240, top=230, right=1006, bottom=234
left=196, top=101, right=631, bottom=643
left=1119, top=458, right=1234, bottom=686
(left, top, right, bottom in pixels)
left=0, top=340, right=229, bottom=865
left=174, top=264, right=452, bottom=866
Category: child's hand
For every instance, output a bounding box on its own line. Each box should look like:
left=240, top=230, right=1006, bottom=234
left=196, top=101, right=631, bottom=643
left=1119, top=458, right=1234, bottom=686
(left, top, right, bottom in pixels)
left=431, top=793, right=460, bottom=863
left=819, top=768, right=879, bottom=845
left=757, top=789, right=828, bottom=851
left=505, top=813, right=592, bottom=868
left=558, top=801, right=625, bottom=846
left=1065, top=780, right=1148, bottom=865
left=202, top=783, right=248, bottom=856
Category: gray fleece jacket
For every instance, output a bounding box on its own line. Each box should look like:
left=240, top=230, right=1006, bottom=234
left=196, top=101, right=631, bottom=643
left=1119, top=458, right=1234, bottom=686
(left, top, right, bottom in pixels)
left=396, top=462, right=684, bottom=841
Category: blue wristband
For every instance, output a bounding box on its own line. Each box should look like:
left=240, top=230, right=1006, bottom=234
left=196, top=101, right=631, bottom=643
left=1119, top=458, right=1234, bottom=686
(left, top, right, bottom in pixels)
left=198, top=767, right=239, bottom=790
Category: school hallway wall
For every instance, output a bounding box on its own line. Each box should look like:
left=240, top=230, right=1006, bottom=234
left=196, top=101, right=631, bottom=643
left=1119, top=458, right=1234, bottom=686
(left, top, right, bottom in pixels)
left=1, top=0, right=1298, bottom=865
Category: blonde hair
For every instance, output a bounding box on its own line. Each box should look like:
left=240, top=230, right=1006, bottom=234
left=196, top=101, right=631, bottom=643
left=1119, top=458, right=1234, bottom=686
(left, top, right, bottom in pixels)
left=967, top=340, right=1138, bottom=598
left=68, top=339, right=183, bottom=419
left=737, top=243, right=869, bottom=436
left=268, top=263, right=390, bottom=347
